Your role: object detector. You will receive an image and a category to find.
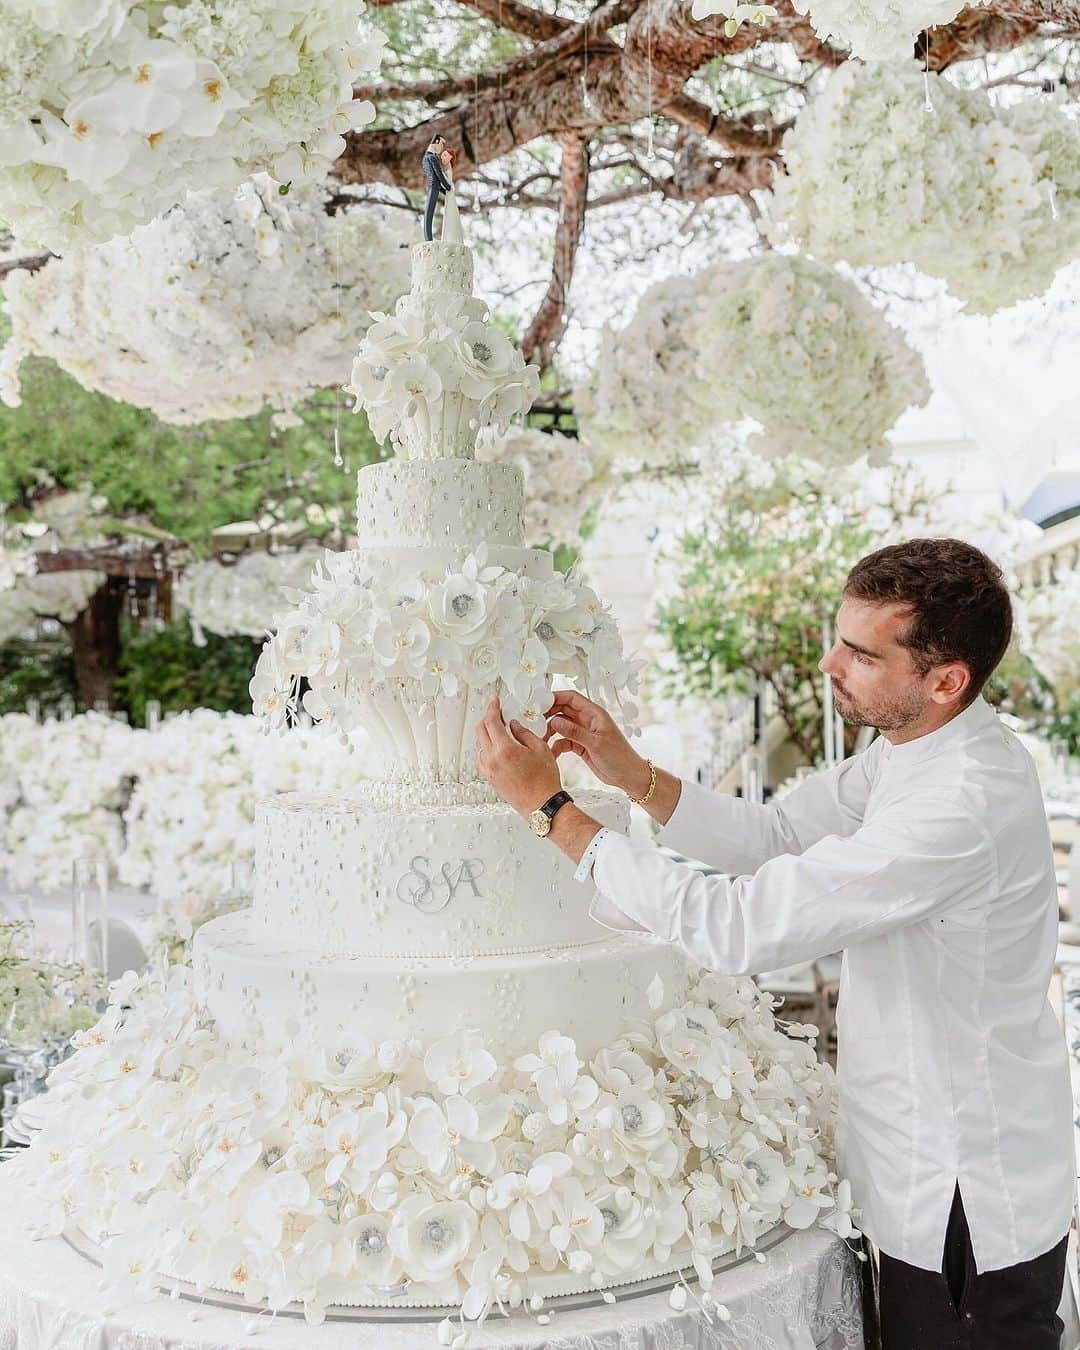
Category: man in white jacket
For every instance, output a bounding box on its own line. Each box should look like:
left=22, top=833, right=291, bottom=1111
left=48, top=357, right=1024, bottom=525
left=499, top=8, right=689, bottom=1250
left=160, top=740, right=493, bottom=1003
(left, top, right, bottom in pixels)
left=477, top=536, right=1076, bottom=1349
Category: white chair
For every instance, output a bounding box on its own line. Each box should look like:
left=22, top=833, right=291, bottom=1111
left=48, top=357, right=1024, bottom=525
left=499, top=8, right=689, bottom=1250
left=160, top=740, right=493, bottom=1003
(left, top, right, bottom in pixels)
left=86, top=918, right=148, bottom=981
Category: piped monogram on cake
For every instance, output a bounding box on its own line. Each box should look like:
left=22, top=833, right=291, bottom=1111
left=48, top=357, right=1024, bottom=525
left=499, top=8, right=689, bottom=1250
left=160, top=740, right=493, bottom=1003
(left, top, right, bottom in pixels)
left=395, top=855, right=486, bottom=913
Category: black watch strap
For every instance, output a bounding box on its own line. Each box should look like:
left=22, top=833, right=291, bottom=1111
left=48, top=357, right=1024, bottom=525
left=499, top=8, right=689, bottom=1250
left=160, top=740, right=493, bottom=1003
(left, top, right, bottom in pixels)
left=540, top=789, right=574, bottom=822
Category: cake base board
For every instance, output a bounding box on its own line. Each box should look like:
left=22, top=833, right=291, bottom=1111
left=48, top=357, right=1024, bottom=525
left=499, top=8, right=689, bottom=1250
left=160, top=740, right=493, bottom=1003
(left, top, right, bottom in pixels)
left=62, top=1222, right=796, bottom=1322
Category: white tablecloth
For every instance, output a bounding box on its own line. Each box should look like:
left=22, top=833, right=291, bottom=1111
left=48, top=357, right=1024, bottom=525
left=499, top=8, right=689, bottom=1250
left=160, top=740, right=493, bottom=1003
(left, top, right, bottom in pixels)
left=0, top=883, right=159, bottom=960
left=0, top=1165, right=863, bottom=1350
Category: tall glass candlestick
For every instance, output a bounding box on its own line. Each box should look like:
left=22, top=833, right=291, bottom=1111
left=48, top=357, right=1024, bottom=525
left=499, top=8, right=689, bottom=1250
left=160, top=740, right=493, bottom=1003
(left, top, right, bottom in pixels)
left=70, top=859, right=89, bottom=964
left=822, top=612, right=837, bottom=769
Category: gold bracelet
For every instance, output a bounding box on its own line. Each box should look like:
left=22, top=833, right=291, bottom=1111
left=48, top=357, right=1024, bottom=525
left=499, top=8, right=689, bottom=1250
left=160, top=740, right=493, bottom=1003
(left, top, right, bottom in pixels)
left=627, top=758, right=657, bottom=806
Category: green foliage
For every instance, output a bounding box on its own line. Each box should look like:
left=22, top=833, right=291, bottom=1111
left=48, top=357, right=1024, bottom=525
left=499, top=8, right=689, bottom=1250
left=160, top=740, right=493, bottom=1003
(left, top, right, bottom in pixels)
left=0, top=629, right=78, bottom=714
left=987, top=648, right=1080, bottom=756
left=652, top=459, right=937, bottom=764
left=0, top=352, right=383, bottom=546
left=113, top=620, right=259, bottom=725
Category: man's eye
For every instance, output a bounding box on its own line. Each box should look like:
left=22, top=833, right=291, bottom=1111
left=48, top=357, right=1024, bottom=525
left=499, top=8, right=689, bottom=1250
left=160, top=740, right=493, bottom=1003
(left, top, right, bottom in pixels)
left=853, top=651, right=871, bottom=665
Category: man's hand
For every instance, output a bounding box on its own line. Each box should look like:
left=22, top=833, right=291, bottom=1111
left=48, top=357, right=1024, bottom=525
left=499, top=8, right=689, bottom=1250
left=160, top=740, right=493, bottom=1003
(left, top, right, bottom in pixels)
left=543, top=689, right=651, bottom=797
left=544, top=690, right=682, bottom=826
left=476, top=696, right=562, bottom=817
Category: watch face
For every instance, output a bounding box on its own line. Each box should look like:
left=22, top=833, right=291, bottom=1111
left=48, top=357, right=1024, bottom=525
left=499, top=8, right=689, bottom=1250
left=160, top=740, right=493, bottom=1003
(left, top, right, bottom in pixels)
left=529, top=809, right=550, bottom=837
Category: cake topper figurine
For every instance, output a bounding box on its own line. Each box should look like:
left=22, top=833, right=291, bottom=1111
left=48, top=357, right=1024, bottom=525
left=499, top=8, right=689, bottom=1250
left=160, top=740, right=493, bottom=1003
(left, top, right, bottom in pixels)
left=421, top=134, right=455, bottom=242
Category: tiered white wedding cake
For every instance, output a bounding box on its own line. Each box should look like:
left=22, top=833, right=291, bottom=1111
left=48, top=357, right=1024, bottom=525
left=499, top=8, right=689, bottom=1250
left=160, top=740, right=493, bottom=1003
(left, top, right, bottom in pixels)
left=18, top=202, right=850, bottom=1336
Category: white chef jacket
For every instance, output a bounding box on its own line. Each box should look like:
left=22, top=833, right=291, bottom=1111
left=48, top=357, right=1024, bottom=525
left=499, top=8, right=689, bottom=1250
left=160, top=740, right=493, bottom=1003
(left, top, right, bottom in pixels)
left=589, top=695, right=1076, bottom=1273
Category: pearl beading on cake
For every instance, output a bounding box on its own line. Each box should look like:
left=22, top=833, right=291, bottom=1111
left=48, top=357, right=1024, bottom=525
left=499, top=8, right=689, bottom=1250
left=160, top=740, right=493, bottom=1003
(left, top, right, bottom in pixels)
left=195, top=908, right=690, bottom=1063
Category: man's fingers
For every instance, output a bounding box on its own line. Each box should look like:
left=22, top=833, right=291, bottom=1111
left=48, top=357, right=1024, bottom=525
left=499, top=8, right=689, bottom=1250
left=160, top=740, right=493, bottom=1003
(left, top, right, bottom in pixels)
left=550, top=738, right=580, bottom=760
left=508, top=719, right=544, bottom=749
left=544, top=689, right=595, bottom=718
left=547, top=713, right=593, bottom=745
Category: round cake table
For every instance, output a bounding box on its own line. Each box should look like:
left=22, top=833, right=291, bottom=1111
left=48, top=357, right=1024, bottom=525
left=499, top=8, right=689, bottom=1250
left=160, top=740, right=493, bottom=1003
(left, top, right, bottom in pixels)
left=0, top=1167, right=863, bottom=1350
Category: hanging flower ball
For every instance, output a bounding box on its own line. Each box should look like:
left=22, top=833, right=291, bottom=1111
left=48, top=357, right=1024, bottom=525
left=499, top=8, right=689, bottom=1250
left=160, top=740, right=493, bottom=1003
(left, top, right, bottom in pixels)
left=688, top=253, right=929, bottom=467
left=0, top=0, right=387, bottom=252
left=572, top=273, right=719, bottom=467
left=790, top=1, right=985, bottom=62
left=770, top=63, right=1080, bottom=314
left=0, top=177, right=413, bottom=426
left=575, top=254, right=928, bottom=470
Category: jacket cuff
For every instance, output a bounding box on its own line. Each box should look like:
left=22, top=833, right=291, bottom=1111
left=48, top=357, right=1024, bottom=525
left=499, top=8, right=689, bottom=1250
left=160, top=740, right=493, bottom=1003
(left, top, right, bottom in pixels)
left=587, top=831, right=652, bottom=935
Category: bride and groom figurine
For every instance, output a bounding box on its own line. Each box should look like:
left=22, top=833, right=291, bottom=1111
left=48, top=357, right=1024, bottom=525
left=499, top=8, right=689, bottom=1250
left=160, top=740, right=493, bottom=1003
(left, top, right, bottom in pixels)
left=421, top=134, right=463, bottom=241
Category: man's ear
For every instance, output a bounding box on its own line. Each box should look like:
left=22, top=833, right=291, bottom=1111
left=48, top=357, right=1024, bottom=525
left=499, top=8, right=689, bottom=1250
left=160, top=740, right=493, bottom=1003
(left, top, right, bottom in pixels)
left=931, top=661, right=971, bottom=706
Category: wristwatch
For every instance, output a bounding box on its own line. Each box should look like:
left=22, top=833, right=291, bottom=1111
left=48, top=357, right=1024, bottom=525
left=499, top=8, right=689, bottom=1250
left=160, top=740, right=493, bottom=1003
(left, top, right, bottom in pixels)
left=528, top=789, right=574, bottom=837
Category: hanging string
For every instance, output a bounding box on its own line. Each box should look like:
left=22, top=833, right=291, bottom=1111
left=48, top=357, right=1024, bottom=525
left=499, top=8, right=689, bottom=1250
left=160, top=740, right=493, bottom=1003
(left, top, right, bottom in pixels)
left=922, top=37, right=935, bottom=116
left=645, top=0, right=655, bottom=160
left=473, top=69, right=481, bottom=210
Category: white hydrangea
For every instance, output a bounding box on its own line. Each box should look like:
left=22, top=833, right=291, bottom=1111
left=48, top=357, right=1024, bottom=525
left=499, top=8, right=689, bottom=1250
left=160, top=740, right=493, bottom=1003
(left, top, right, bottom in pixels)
left=573, top=272, right=719, bottom=467
left=0, top=0, right=386, bottom=252
left=475, top=426, right=610, bottom=549
left=16, top=962, right=857, bottom=1332
left=174, top=547, right=328, bottom=643
left=786, top=1, right=987, bottom=61
left=0, top=711, right=133, bottom=891
left=771, top=64, right=1080, bottom=314
left=0, top=708, right=380, bottom=897
left=118, top=709, right=371, bottom=899
left=1, top=177, right=413, bottom=426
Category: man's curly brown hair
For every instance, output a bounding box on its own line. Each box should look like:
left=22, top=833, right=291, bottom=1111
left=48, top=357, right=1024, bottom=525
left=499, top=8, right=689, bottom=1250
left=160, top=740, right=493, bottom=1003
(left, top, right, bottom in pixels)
left=843, top=538, right=1013, bottom=706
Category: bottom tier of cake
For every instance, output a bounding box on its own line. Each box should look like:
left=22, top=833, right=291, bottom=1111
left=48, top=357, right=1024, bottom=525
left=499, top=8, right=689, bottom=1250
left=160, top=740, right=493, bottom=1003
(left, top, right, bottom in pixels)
left=194, top=910, right=690, bottom=1062
left=20, top=953, right=844, bottom=1331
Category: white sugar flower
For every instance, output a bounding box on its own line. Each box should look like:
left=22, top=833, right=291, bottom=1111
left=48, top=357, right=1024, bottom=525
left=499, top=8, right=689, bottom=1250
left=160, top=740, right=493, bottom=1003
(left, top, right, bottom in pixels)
left=408, top=1093, right=509, bottom=1177
left=389, top=1196, right=478, bottom=1284
left=101, top=1231, right=161, bottom=1303
left=246, top=1170, right=318, bottom=1248
left=783, top=1148, right=835, bottom=1228
left=548, top=1176, right=605, bottom=1252
left=499, top=637, right=550, bottom=700
left=424, top=1030, right=498, bottom=1096
left=346, top=1211, right=397, bottom=1284
left=516, top=1032, right=599, bottom=1126
left=371, top=610, right=431, bottom=671
left=324, top=1093, right=407, bottom=1189
left=429, top=573, right=490, bottom=641
left=391, top=354, right=444, bottom=418
left=455, top=321, right=519, bottom=397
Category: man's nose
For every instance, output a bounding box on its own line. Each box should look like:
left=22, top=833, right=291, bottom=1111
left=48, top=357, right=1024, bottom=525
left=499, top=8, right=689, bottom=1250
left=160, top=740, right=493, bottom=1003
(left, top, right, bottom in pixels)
left=819, top=642, right=840, bottom=676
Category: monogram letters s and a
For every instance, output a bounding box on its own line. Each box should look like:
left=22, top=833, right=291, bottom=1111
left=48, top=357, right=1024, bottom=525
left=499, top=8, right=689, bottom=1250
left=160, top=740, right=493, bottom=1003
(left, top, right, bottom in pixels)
left=396, top=856, right=486, bottom=913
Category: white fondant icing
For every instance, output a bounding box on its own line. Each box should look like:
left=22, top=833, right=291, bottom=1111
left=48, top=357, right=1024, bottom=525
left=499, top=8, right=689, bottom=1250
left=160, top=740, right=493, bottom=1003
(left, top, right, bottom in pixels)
left=253, top=788, right=630, bottom=957
left=410, top=240, right=473, bottom=296
left=355, top=458, right=525, bottom=547
left=194, top=908, right=689, bottom=1062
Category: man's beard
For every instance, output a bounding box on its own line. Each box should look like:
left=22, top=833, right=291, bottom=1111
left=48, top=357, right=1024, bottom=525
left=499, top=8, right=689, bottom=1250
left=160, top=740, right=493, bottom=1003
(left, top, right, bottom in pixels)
left=831, top=680, right=928, bottom=734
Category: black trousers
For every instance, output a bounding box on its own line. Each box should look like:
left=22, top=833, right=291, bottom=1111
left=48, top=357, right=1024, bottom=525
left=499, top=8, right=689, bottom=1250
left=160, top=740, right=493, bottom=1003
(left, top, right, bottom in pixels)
left=875, top=1181, right=1069, bottom=1349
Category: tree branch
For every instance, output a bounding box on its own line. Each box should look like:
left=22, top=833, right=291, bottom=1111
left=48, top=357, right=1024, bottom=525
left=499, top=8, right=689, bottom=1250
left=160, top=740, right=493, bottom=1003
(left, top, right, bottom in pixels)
left=0, top=253, right=51, bottom=279
left=450, top=0, right=570, bottom=42
left=522, top=132, right=589, bottom=369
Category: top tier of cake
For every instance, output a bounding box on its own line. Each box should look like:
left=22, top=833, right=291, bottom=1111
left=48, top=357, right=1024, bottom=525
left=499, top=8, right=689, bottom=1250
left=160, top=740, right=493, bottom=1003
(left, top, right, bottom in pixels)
left=346, top=237, right=540, bottom=462
left=410, top=240, right=473, bottom=297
